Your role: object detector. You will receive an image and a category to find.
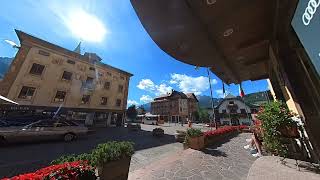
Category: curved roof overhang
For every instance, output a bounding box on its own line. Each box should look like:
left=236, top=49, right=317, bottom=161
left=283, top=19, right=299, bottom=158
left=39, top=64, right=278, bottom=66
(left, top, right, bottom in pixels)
left=131, top=0, right=276, bottom=84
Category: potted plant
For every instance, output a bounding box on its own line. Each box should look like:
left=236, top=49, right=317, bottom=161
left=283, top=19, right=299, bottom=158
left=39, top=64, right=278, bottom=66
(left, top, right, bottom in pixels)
left=51, top=141, right=134, bottom=180
left=175, top=130, right=186, bottom=142
left=152, top=128, right=164, bottom=137
left=185, top=128, right=204, bottom=150
left=257, top=101, right=298, bottom=157
left=91, top=141, right=134, bottom=180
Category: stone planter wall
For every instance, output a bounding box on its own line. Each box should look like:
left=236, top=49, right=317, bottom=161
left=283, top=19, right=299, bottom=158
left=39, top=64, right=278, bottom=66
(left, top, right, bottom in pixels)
left=205, top=131, right=239, bottom=146
left=96, top=157, right=131, bottom=180
left=188, top=135, right=205, bottom=150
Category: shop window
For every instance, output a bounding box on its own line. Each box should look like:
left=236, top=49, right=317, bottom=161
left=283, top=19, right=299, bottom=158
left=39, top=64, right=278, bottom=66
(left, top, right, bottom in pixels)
left=116, top=99, right=121, bottom=107
left=101, top=97, right=108, bottom=105
left=38, top=50, right=50, bottom=56
left=18, top=86, right=35, bottom=100
left=118, top=85, right=123, bottom=93
left=81, top=95, right=90, bottom=104
left=104, top=81, right=110, bottom=90
left=54, top=91, right=66, bottom=102
left=30, top=63, right=45, bottom=75
left=62, top=71, right=72, bottom=80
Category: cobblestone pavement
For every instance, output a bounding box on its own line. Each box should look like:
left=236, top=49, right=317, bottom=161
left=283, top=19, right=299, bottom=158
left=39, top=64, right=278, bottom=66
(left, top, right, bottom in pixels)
left=129, top=133, right=256, bottom=180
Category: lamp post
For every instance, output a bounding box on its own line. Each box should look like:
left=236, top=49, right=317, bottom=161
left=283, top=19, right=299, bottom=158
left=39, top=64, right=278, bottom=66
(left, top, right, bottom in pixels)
left=206, top=68, right=216, bottom=131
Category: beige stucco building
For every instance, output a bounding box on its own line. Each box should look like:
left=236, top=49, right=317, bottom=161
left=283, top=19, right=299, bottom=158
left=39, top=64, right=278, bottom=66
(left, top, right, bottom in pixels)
left=0, top=30, right=133, bottom=126
left=151, top=90, right=198, bottom=123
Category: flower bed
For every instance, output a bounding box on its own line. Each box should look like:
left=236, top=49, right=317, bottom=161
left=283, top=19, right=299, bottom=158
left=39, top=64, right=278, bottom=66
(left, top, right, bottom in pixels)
left=204, top=125, right=248, bottom=146
left=4, top=141, right=134, bottom=180
left=2, top=161, right=96, bottom=180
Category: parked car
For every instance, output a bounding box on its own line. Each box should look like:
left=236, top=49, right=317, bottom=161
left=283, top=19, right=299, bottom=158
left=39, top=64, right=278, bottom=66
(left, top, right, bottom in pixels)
left=0, top=118, right=88, bottom=145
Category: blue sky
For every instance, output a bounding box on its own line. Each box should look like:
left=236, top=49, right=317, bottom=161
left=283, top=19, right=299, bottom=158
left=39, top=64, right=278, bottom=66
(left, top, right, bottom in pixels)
left=0, top=0, right=269, bottom=106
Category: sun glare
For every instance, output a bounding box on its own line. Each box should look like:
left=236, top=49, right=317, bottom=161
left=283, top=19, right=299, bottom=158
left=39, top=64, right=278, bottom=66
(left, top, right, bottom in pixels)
left=64, top=10, right=108, bottom=43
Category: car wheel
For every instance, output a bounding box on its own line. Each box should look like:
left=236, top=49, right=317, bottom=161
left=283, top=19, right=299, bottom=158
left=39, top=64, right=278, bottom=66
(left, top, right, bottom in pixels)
left=64, top=133, right=75, bottom=142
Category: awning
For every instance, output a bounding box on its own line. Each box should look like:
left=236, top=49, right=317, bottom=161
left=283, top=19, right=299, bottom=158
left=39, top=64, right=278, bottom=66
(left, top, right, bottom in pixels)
left=0, top=95, right=19, bottom=105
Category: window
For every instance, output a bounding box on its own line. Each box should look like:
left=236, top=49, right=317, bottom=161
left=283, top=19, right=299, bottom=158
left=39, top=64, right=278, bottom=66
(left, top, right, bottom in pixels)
left=107, top=72, right=112, bottom=76
left=32, top=120, right=55, bottom=127
left=18, top=86, right=36, bottom=100
left=54, top=91, right=66, bottom=102
left=101, top=97, right=108, bottom=105
left=120, top=76, right=124, bottom=80
left=104, top=82, right=110, bottom=90
left=86, top=77, right=94, bottom=85
left=81, top=95, right=90, bottom=104
left=67, top=60, right=75, bottom=64
left=229, top=101, right=234, bottom=105
left=116, top=99, right=121, bottom=107
left=240, top=109, right=246, bottom=114
left=38, top=50, right=50, bottom=56
left=118, top=85, right=123, bottom=93
left=61, top=71, right=72, bottom=80
left=29, top=63, right=45, bottom=75
left=222, top=109, right=227, bottom=113
left=89, top=67, right=95, bottom=71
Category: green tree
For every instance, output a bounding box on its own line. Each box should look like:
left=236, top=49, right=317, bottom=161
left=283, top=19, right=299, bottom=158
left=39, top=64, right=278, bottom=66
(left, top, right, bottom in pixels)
left=192, top=111, right=199, bottom=121
left=198, top=108, right=209, bottom=123
left=126, top=105, right=138, bottom=120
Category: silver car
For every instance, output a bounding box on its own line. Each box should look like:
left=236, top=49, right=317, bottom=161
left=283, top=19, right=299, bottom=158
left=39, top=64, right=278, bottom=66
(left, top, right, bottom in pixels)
left=0, top=119, right=88, bottom=144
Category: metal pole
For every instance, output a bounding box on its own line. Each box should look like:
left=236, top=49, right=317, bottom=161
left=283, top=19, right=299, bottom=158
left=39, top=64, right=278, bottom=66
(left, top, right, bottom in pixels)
left=207, top=68, right=216, bottom=130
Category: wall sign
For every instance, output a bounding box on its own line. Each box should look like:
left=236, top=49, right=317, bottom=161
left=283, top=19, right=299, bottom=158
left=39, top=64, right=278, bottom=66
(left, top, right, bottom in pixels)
left=292, top=0, right=320, bottom=76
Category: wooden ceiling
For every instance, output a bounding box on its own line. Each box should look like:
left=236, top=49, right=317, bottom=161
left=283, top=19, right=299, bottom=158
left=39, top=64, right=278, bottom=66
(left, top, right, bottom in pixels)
left=131, top=0, right=277, bottom=84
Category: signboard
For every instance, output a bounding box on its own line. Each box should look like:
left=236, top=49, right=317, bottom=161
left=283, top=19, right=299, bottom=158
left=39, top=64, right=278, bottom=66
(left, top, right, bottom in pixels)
left=291, top=0, right=320, bottom=76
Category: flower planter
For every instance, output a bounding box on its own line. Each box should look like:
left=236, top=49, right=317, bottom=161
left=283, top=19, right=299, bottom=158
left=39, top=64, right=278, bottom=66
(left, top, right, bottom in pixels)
left=188, top=135, right=204, bottom=150
left=279, top=125, right=299, bottom=138
left=96, top=157, right=131, bottom=180
left=175, top=130, right=186, bottom=142
left=152, top=128, right=164, bottom=137
left=205, top=131, right=239, bottom=146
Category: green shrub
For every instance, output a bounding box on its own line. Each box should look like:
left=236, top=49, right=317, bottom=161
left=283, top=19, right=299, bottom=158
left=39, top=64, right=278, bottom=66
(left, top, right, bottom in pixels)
left=51, top=141, right=134, bottom=166
left=186, top=128, right=203, bottom=138
left=257, top=101, right=297, bottom=157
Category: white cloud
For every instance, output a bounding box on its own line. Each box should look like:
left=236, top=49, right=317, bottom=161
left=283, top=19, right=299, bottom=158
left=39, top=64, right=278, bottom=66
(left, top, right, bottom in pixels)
left=127, top=100, right=139, bottom=106
left=140, top=95, right=153, bottom=103
left=137, top=79, right=172, bottom=96
left=137, top=79, right=155, bottom=91
left=170, top=73, right=217, bottom=95
left=157, top=84, right=172, bottom=95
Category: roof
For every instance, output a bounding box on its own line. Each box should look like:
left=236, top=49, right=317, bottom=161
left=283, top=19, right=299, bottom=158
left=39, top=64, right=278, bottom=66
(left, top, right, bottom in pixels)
left=130, top=0, right=275, bottom=83
left=215, top=95, right=258, bottom=109
left=15, top=30, right=133, bottom=77
left=185, top=93, right=199, bottom=102
left=154, top=90, right=188, bottom=100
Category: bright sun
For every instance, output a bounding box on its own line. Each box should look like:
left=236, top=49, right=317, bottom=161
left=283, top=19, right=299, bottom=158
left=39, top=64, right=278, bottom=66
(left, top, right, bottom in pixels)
left=64, top=10, right=108, bottom=43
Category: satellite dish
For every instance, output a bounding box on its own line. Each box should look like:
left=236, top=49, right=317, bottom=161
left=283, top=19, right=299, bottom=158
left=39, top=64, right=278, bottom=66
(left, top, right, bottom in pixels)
left=4, top=39, right=19, bottom=49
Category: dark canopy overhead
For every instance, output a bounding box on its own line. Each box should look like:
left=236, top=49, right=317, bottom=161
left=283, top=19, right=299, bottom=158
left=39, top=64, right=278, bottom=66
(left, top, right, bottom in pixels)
left=131, top=0, right=276, bottom=84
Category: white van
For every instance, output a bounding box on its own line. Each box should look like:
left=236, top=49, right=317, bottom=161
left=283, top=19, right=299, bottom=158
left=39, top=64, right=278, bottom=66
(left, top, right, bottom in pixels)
left=142, top=114, right=159, bottom=125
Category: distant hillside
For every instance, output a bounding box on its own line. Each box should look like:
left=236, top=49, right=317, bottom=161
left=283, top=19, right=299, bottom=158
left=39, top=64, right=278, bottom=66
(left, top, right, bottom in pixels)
left=242, top=91, right=272, bottom=106
left=196, top=95, right=222, bottom=108
left=0, top=57, right=13, bottom=79
left=139, top=103, right=151, bottom=112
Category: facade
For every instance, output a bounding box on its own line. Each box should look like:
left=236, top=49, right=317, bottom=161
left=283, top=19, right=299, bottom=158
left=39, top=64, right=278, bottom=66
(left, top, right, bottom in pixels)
left=151, top=90, right=198, bottom=123
left=214, top=94, right=257, bottom=126
left=0, top=30, right=133, bottom=127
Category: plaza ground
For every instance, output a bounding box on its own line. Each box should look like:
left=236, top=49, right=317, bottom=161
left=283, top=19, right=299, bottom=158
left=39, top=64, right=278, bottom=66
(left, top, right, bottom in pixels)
left=0, top=123, right=254, bottom=179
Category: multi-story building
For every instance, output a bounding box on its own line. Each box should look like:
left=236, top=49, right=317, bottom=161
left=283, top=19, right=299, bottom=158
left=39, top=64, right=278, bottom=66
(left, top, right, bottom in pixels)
left=0, top=30, right=132, bottom=127
left=151, top=90, right=198, bottom=123
left=207, top=94, right=258, bottom=126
